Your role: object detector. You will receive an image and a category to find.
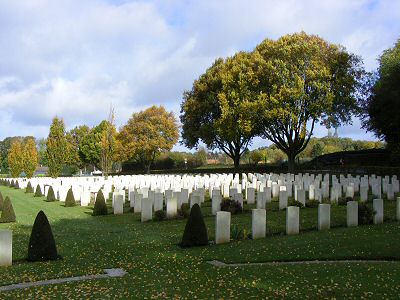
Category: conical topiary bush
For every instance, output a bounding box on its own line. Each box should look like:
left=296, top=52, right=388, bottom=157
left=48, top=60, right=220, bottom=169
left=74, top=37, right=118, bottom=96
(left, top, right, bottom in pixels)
left=14, top=180, right=20, bottom=189
left=26, top=181, right=34, bottom=193
left=46, top=186, right=56, bottom=202
left=10, top=180, right=15, bottom=188
left=34, top=184, right=43, bottom=197
left=180, top=204, right=208, bottom=248
left=65, top=188, right=76, bottom=207
left=27, top=210, right=60, bottom=262
left=0, top=196, right=16, bottom=223
left=0, top=191, right=4, bottom=211
left=92, top=189, right=108, bottom=216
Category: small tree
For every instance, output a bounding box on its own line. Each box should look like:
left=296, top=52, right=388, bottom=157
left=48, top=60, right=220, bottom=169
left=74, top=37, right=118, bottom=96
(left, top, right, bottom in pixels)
left=46, top=117, right=68, bottom=178
left=92, top=189, right=108, bottom=216
left=180, top=204, right=209, bottom=247
left=46, top=186, right=56, bottom=202
left=26, top=181, right=34, bottom=193
left=34, top=184, right=43, bottom=197
left=27, top=211, right=60, bottom=262
left=23, top=138, right=39, bottom=178
left=0, top=197, right=16, bottom=223
left=8, top=140, right=24, bottom=177
left=65, top=188, right=76, bottom=207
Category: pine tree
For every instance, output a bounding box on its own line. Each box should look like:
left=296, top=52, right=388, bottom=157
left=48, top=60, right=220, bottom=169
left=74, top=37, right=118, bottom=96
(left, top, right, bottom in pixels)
left=0, top=197, right=16, bottom=223
left=46, top=186, right=56, bottom=202
left=180, top=204, right=208, bottom=247
left=92, top=189, right=108, bottom=216
left=65, top=188, right=76, bottom=207
left=34, top=184, right=43, bottom=197
left=27, top=211, right=60, bottom=262
left=46, top=117, right=68, bottom=178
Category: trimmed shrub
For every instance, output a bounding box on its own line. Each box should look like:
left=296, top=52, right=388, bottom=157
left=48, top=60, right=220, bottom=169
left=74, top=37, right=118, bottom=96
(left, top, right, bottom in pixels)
left=26, top=181, right=34, bottom=193
left=180, top=204, right=208, bottom=247
left=221, top=199, right=242, bottom=214
left=178, top=203, right=190, bottom=218
left=289, top=200, right=305, bottom=208
left=0, top=191, right=4, bottom=211
left=92, top=190, right=108, bottom=216
left=46, top=186, right=56, bottom=202
left=0, top=197, right=16, bottom=223
left=27, top=211, right=60, bottom=262
left=65, top=188, right=76, bottom=207
left=359, top=203, right=374, bottom=225
left=305, top=200, right=320, bottom=208
left=14, top=180, right=20, bottom=189
left=154, top=210, right=166, bottom=221
left=34, top=184, right=43, bottom=197
left=10, top=180, right=15, bottom=188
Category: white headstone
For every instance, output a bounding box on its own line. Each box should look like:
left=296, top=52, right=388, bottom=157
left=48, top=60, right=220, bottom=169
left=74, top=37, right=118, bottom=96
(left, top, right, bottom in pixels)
left=360, top=185, right=368, bottom=202
left=347, top=201, right=358, bottom=227
left=216, top=211, right=231, bottom=244
left=373, top=199, right=383, bottom=224
left=113, top=194, right=124, bottom=215
left=212, top=194, right=222, bottom=215
left=279, top=191, right=288, bottom=210
left=252, top=209, right=266, bottom=239
left=141, top=198, right=153, bottom=222
left=0, top=230, right=12, bottom=266
left=286, top=206, right=299, bottom=235
left=154, top=192, right=164, bottom=211
left=318, top=204, right=330, bottom=230
left=297, top=190, right=306, bottom=206
left=247, top=187, right=255, bottom=204
left=134, top=194, right=143, bottom=213
left=167, top=195, right=178, bottom=218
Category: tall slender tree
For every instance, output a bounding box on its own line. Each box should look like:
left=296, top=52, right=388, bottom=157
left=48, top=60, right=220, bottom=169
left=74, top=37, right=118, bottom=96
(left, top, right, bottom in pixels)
left=46, top=117, right=68, bottom=178
left=8, top=140, right=24, bottom=177
left=23, top=138, right=39, bottom=178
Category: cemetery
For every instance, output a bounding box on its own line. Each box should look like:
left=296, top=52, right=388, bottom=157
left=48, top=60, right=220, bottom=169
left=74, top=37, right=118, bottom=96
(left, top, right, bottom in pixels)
left=0, top=172, right=400, bottom=298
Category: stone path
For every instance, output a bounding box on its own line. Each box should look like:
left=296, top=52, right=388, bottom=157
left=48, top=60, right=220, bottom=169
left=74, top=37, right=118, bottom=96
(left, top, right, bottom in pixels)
left=0, top=268, right=127, bottom=292
left=208, top=259, right=396, bottom=268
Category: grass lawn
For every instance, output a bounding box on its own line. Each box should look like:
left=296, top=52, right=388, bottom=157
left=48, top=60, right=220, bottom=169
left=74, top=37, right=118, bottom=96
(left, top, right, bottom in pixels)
left=0, top=185, right=400, bottom=299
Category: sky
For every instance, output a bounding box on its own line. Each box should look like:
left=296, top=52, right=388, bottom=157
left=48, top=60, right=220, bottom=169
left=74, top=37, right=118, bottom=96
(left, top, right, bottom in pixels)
left=0, top=0, right=399, bottom=151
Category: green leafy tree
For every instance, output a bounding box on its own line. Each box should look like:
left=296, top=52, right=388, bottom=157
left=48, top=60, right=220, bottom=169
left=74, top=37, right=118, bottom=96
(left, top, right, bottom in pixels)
left=181, top=52, right=261, bottom=171
left=8, top=140, right=24, bottom=177
left=118, top=106, right=179, bottom=173
left=46, top=117, right=68, bottom=178
left=37, top=138, right=48, bottom=166
left=23, top=137, right=38, bottom=178
left=311, top=142, right=325, bottom=158
left=362, top=39, right=400, bottom=152
left=66, top=125, right=90, bottom=173
left=255, top=32, right=365, bottom=171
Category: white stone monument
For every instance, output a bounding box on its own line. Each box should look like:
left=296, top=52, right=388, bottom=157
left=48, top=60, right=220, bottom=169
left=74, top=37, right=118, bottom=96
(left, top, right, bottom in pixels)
left=252, top=209, right=266, bottom=239
left=373, top=199, right=383, bottom=224
left=286, top=206, right=299, bottom=235
left=347, top=201, right=358, bottom=227
left=0, top=230, right=12, bottom=266
left=318, top=204, right=330, bottom=230
left=141, top=198, right=153, bottom=222
left=216, top=211, right=231, bottom=244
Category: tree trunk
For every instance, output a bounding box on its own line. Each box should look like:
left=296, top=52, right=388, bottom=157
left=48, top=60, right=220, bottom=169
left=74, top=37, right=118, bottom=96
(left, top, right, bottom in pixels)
left=233, top=153, right=241, bottom=174
left=287, top=152, right=296, bottom=173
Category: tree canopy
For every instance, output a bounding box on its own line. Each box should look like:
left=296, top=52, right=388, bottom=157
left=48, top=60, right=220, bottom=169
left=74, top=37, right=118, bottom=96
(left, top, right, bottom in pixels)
left=180, top=52, right=261, bottom=170
left=46, top=117, right=68, bottom=178
left=118, top=105, right=179, bottom=173
left=362, top=39, right=400, bottom=152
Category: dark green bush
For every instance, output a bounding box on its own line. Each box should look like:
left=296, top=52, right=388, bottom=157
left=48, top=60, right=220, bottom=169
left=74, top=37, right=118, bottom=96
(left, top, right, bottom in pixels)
left=359, top=203, right=374, bottom=225
left=0, top=196, right=16, bottom=223
left=180, top=204, right=208, bottom=247
left=289, top=200, right=305, bottom=208
left=93, top=190, right=108, bottom=216
left=65, top=188, right=76, bottom=207
left=26, top=181, right=34, bottom=193
left=178, top=203, right=190, bottom=218
left=154, top=210, right=166, bottom=221
left=10, top=180, right=15, bottom=188
left=221, top=199, right=242, bottom=214
left=338, top=197, right=353, bottom=206
left=14, top=181, right=20, bottom=189
left=305, top=200, right=320, bottom=208
left=27, top=211, right=60, bottom=262
left=34, top=184, right=43, bottom=197
left=0, top=191, right=4, bottom=211
left=46, top=186, right=56, bottom=202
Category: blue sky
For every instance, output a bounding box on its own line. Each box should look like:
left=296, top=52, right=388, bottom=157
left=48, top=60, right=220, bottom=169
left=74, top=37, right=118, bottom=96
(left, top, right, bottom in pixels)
left=0, top=0, right=399, bottom=151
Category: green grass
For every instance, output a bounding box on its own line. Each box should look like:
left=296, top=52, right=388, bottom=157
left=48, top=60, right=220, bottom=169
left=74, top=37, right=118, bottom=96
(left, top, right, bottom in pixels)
left=0, top=186, right=400, bottom=299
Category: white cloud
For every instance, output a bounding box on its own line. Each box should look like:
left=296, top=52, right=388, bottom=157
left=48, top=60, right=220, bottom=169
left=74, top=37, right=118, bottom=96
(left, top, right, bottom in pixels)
left=0, top=0, right=399, bottom=149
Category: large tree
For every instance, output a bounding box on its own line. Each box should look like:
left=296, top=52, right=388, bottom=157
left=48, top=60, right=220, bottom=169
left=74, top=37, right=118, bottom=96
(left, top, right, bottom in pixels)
left=118, top=105, right=179, bottom=173
left=8, top=140, right=24, bottom=177
left=254, top=32, right=365, bottom=171
left=23, top=137, right=39, bottom=178
left=180, top=52, right=261, bottom=171
left=66, top=125, right=90, bottom=173
left=361, top=39, right=400, bottom=151
left=46, top=117, right=68, bottom=178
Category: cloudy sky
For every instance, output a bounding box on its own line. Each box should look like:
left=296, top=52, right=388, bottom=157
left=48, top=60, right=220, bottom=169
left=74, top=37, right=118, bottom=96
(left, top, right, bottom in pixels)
left=0, top=0, right=399, bottom=150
